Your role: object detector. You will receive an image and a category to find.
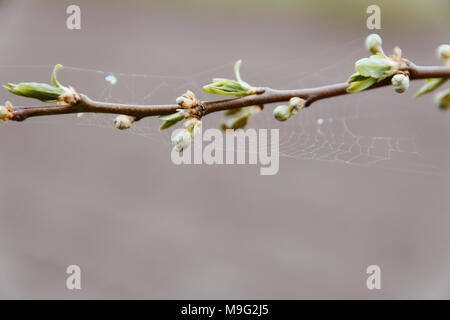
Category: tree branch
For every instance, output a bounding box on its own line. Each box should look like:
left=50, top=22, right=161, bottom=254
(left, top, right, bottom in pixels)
left=8, top=63, right=450, bottom=122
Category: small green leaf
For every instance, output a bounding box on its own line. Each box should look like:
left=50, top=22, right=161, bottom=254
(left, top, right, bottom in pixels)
left=224, top=107, right=243, bottom=116
left=158, top=112, right=184, bottom=130
left=223, top=113, right=251, bottom=130
left=234, top=59, right=243, bottom=83
left=51, top=64, right=63, bottom=88
left=414, top=78, right=447, bottom=98
left=347, top=73, right=368, bottom=83
left=3, top=82, right=65, bottom=102
left=346, top=77, right=377, bottom=93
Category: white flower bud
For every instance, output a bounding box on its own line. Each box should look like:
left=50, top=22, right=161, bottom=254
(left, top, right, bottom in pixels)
left=113, top=115, right=134, bottom=130
left=391, top=73, right=410, bottom=93
left=172, top=129, right=192, bottom=152
left=289, top=97, right=305, bottom=110
left=437, top=44, right=450, bottom=60
left=365, top=33, right=383, bottom=54
left=176, top=90, right=198, bottom=108
left=273, top=105, right=291, bottom=121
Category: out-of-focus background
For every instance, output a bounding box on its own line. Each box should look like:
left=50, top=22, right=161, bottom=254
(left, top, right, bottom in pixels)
left=0, top=0, right=450, bottom=299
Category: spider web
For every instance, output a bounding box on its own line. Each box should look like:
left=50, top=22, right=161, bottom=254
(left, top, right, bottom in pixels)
left=0, top=37, right=449, bottom=177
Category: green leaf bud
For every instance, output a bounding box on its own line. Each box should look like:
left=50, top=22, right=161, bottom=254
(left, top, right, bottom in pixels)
left=273, top=105, right=291, bottom=121
left=203, top=60, right=257, bottom=96
left=3, top=82, right=66, bottom=102
left=355, top=54, right=397, bottom=80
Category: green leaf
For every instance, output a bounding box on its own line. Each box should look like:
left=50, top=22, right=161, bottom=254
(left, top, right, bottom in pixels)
left=231, top=113, right=250, bottom=129
left=203, top=59, right=256, bottom=96
left=3, top=82, right=65, bottom=102
left=347, top=73, right=368, bottom=83
left=158, top=112, right=184, bottom=130
left=203, top=79, right=253, bottom=96
left=224, top=107, right=243, bottom=116
left=435, top=89, right=450, bottom=110
left=3, top=64, right=68, bottom=102
left=51, top=64, right=63, bottom=88
left=234, top=59, right=243, bottom=83
left=414, top=78, right=448, bottom=98
left=222, top=112, right=251, bottom=130
left=346, top=77, right=377, bottom=93
left=355, top=54, right=397, bottom=80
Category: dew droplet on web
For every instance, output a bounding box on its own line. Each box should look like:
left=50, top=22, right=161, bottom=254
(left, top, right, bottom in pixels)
left=317, top=118, right=324, bottom=126
left=105, top=74, right=117, bottom=85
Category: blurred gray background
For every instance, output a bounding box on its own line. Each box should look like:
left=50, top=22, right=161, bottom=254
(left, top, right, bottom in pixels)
left=0, top=0, right=450, bottom=299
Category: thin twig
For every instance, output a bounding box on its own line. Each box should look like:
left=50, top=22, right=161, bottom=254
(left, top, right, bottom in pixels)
left=10, top=63, right=450, bottom=122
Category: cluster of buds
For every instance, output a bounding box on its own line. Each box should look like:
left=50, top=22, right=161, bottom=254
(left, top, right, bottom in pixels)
left=171, top=118, right=201, bottom=152
left=347, top=34, right=408, bottom=93
left=3, top=64, right=80, bottom=106
left=220, top=105, right=262, bottom=130
left=157, top=90, right=204, bottom=152
left=273, top=97, right=305, bottom=121
left=391, top=72, right=410, bottom=93
left=158, top=90, right=202, bottom=131
left=113, top=115, right=135, bottom=130
left=0, top=101, right=14, bottom=123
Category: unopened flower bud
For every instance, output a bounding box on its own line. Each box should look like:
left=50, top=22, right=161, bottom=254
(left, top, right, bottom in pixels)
left=289, top=97, right=305, bottom=110
left=437, top=44, right=450, bottom=60
left=172, top=129, right=192, bottom=152
left=365, top=33, right=383, bottom=54
left=0, top=101, right=14, bottom=123
left=391, top=73, right=409, bottom=93
left=176, top=90, right=198, bottom=108
left=273, top=105, right=291, bottom=121
left=113, top=115, right=134, bottom=130
left=435, top=89, right=450, bottom=110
